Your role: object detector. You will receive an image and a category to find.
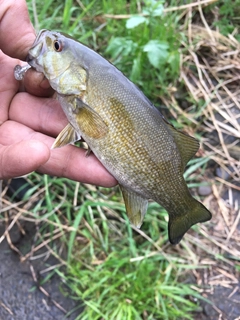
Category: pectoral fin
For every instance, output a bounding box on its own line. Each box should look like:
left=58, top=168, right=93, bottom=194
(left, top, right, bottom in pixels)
left=120, top=185, right=148, bottom=228
left=74, top=98, right=108, bottom=139
left=51, top=123, right=81, bottom=149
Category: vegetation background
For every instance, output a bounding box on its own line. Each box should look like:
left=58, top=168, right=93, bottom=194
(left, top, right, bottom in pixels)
left=1, top=0, right=240, bottom=319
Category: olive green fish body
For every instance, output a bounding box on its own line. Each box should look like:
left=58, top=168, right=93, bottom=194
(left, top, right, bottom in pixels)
left=27, top=30, right=211, bottom=244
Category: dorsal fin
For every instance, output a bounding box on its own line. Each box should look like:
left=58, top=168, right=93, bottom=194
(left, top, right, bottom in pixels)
left=164, top=119, right=199, bottom=170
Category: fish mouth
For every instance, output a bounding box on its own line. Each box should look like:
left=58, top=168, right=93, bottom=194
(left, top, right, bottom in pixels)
left=26, top=42, right=44, bottom=72
left=26, top=29, right=48, bottom=72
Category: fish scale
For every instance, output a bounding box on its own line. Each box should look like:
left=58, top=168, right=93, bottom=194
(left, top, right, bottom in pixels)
left=26, top=29, right=212, bottom=244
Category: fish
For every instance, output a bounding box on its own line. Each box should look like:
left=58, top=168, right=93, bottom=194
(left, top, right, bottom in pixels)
left=26, top=29, right=212, bottom=244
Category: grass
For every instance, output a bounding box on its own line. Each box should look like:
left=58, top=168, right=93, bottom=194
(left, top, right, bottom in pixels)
left=208, top=0, right=240, bottom=40
left=1, top=0, right=240, bottom=319
left=60, top=255, right=203, bottom=319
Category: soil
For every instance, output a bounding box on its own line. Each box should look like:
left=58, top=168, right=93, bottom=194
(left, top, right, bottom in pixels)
left=0, top=222, right=80, bottom=320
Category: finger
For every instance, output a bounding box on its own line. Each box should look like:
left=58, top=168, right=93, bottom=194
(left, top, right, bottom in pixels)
left=0, top=140, right=50, bottom=179
left=23, top=69, right=55, bottom=97
left=0, top=0, right=36, bottom=60
left=38, top=140, right=117, bottom=187
left=0, top=121, right=117, bottom=187
left=0, top=51, right=19, bottom=124
left=9, top=92, right=67, bottom=136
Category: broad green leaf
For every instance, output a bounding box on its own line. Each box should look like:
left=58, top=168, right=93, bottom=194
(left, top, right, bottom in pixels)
left=126, top=16, right=147, bottom=29
left=143, top=0, right=164, bottom=17
left=130, top=55, right=142, bottom=82
left=143, top=40, right=169, bottom=69
left=106, top=37, right=137, bottom=59
left=152, top=4, right=164, bottom=17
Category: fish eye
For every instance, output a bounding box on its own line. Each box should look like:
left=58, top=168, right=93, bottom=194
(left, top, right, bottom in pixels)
left=53, top=40, right=63, bottom=52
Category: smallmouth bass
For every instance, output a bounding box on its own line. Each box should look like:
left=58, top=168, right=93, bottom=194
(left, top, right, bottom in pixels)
left=26, top=30, right=211, bottom=244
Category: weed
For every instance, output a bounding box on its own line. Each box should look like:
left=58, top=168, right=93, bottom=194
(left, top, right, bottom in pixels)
left=211, top=0, right=240, bottom=40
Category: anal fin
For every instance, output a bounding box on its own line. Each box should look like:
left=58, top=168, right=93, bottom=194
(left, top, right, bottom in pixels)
left=120, top=185, right=148, bottom=228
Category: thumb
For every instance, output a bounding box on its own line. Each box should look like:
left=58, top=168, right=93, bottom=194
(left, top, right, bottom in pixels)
left=0, top=0, right=36, bottom=60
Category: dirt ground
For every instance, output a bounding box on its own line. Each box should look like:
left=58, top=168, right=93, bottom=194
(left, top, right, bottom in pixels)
left=0, top=222, right=80, bottom=320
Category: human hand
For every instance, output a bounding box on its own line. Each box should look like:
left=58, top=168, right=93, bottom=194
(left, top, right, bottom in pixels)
left=0, top=0, right=116, bottom=187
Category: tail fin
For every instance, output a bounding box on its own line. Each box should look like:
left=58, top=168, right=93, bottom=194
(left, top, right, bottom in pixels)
left=168, top=199, right=211, bottom=245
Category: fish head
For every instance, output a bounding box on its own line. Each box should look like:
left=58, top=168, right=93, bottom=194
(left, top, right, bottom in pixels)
left=27, top=29, right=86, bottom=95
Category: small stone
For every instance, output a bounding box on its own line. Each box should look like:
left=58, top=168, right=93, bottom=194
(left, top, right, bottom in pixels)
left=215, top=167, right=230, bottom=180
left=198, top=185, right=212, bottom=196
